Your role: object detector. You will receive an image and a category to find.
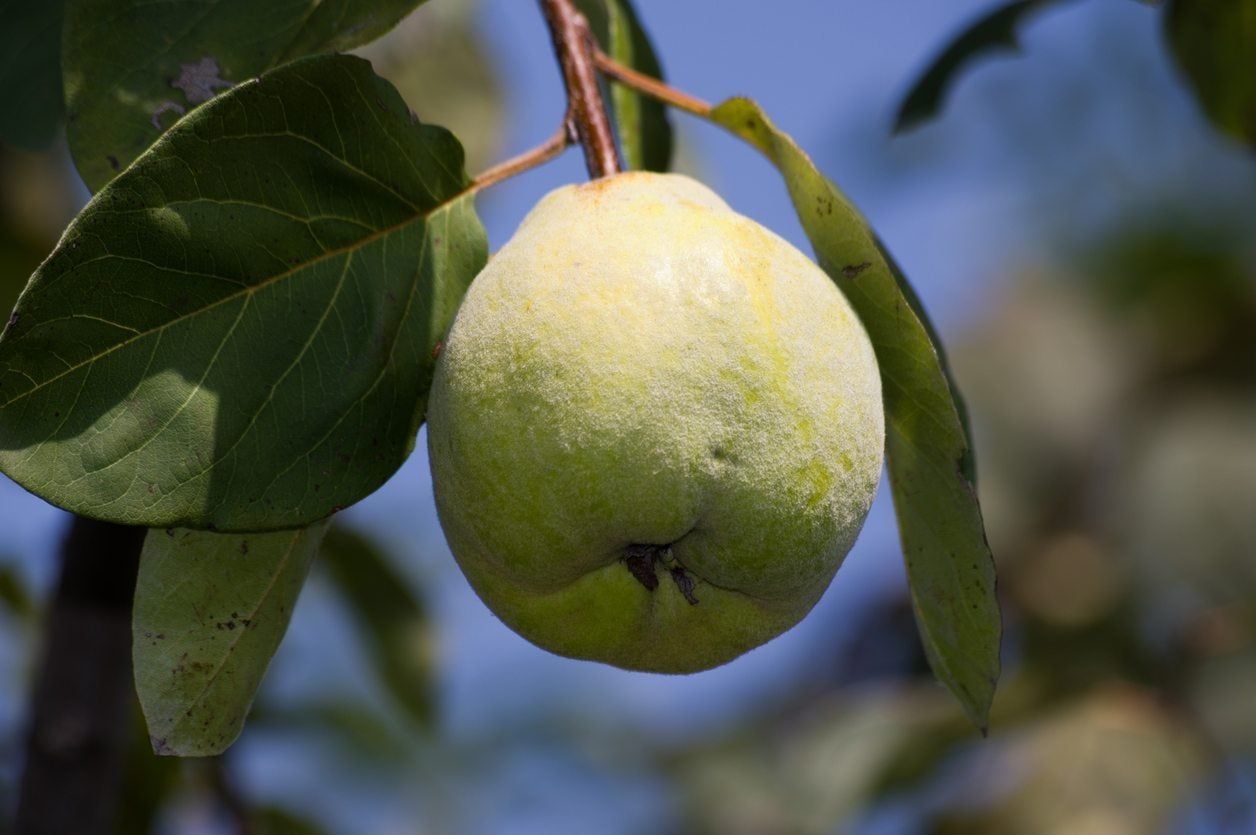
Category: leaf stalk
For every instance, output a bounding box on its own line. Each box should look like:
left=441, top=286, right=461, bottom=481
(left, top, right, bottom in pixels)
left=471, top=117, right=576, bottom=193
left=591, top=48, right=714, bottom=117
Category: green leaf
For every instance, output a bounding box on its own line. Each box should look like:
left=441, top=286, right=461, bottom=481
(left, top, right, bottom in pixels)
left=707, top=97, right=1000, bottom=730
left=319, top=525, right=435, bottom=728
left=574, top=0, right=673, bottom=171
left=0, top=55, right=486, bottom=532
left=63, top=0, right=429, bottom=191
left=0, top=0, right=65, bottom=150
left=1164, top=0, right=1256, bottom=148
left=892, top=0, right=1074, bottom=134
left=134, top=522, right=328, bottom=756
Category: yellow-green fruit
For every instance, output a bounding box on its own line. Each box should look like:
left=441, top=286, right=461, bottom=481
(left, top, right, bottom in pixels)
left=426, top=172, right=884, bottom=673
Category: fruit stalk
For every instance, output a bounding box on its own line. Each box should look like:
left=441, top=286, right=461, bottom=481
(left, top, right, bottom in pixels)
left=471, top=118, right=575, bottom=193
left=538, top=0, right=621, bottom=178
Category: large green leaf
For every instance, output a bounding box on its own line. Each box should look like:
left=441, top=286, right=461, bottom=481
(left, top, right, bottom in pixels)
left=319, top=525, right=435, bottom=728
left=63, top=0, right=429, bottom=191
left=892, top=0, right=1074, bottom=134
left=0, top=0, right=65, bottom=150
left=574, top=0, right=673, bottom=171
left=707, top=98, right=1000, bottom=730
left=1164, top=0, right=1256, bottom=148
left=0, top=55, right=486, bottom=532
left=134, top=523, right=328, bottom=756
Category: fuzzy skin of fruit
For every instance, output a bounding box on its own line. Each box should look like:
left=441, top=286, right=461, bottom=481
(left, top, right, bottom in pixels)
left=426, top=172, right=884, bottom=673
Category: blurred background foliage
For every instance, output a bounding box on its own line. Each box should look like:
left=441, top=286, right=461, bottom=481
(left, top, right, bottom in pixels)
left=1, top=0, right=1255, bottom=833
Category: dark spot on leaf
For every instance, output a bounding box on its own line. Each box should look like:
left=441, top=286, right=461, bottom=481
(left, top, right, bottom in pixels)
left=431, top=340, right=443, bottom=360
left=841, top=262, right=871, bottom=279
left=107, top=155, right=119, bottom=171
left=171, top=56, right=233, bottom=104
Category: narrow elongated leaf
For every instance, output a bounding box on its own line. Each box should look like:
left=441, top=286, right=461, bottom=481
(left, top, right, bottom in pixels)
left=63, top=0, right=429, bottom=190
left=134, top=523, right=328, bottom=756
left=0, top=0, right=65, bottom=150
left=575, top=0, right=673, bottom=171
left=892, top=0, right=1074, bottom=134
left=1164, top=0, right=1256, bottom=148
left=320, top=525, right=434, bottom=727
left=708, top=98, right=1000, bottom=729
left=0, top=55, right=486, bottom=532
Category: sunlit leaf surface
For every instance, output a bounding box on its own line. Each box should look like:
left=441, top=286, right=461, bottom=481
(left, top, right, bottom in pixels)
left=0, top=55, right=486, bottom=531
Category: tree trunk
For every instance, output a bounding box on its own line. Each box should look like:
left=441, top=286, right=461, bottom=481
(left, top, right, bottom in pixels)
left=13, top=517, right=145, bottom=835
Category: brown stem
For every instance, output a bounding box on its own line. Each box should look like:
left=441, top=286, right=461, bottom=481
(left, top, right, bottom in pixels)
left=538, top=0, right=620, bottom=178
left=14, top=516, right=146, bottom=835
left=592, top=48, right=714, bottom=117
left=471, top=117, right=575, bottom=193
